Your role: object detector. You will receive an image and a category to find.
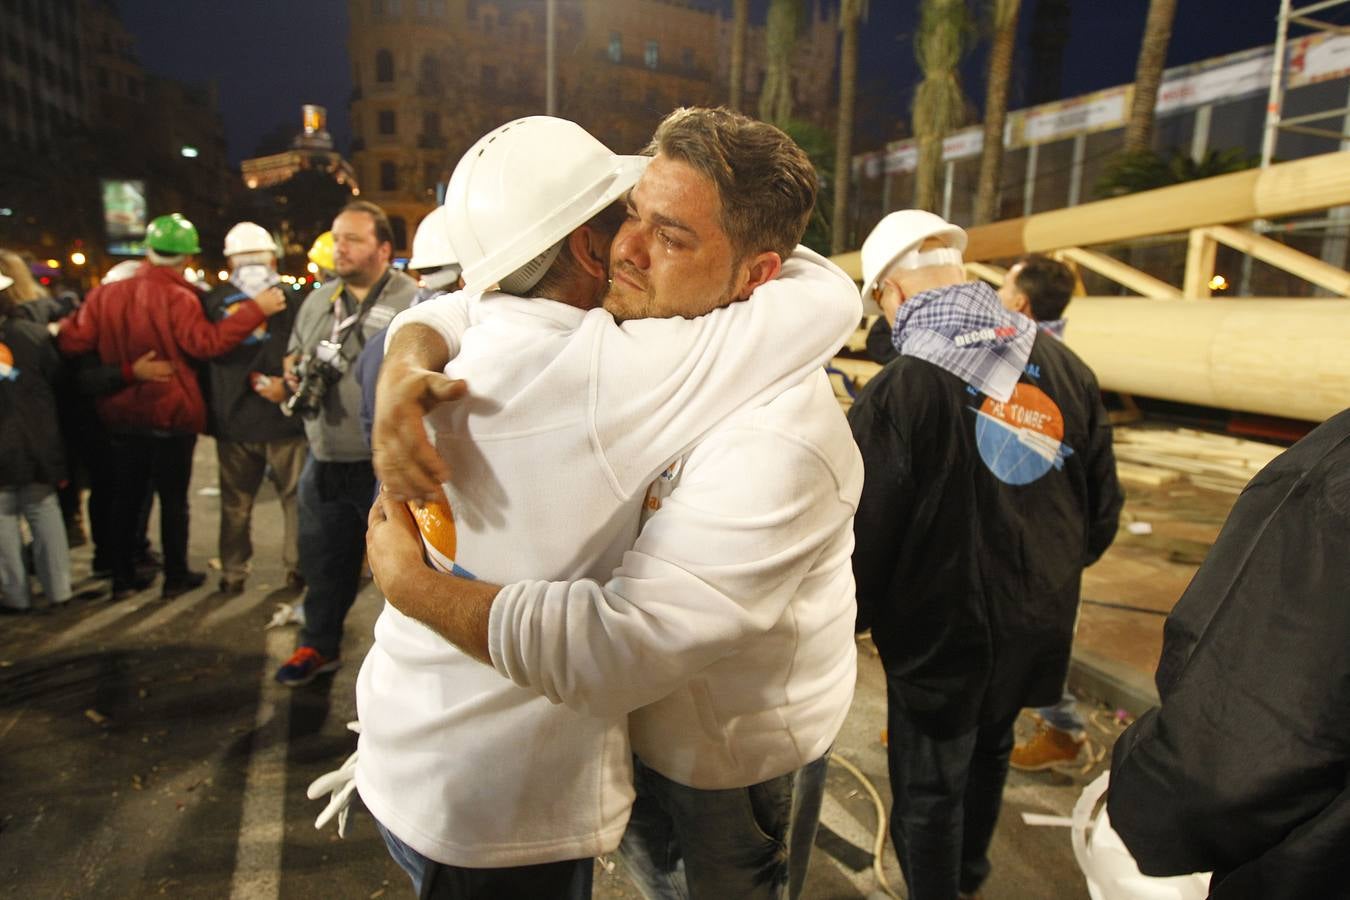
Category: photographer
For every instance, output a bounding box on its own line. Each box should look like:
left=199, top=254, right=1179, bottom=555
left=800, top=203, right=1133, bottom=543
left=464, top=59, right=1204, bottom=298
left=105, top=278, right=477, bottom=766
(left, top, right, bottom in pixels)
left=276, top=201, right=416, bottom=686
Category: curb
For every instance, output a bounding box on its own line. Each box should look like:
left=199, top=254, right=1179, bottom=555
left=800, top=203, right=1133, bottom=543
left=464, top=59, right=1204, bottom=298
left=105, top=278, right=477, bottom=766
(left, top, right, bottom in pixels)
left=1068, top=647, right=1160, bottom=717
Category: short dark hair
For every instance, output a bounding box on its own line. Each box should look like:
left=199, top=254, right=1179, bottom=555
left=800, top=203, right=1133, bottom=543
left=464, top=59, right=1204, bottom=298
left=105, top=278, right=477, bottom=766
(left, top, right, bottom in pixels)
left=1014, top=254, right=1075, bottom=321
left=644, top=107, right=817, bottom=261
left=339, top=200, right=395, bottom=248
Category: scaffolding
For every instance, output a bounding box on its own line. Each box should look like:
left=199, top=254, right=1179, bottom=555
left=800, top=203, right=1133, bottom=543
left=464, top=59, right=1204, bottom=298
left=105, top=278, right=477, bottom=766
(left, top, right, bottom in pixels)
left=1262, top=0, right=1350, bottom=166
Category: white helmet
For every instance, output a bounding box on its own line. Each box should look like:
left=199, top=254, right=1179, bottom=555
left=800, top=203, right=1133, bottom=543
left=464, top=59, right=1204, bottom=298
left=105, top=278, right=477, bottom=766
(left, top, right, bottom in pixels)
left=408, top=206, right=459, bottom=273
left=0, top=271, right=12, bottom=292
left=223, top=222, right=278, bottom=257
left=860, top=210, right=968, bottom=300
left=445, top=116, right=649, bottom=296
left=101, top=260, right=143, bottom=284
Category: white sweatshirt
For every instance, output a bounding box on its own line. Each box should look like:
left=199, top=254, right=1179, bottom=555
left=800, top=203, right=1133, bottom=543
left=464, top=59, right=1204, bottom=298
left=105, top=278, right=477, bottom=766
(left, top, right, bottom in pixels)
left=490, top=370, right=862, bottom=789
left=354, top=248, right=860, bottom=867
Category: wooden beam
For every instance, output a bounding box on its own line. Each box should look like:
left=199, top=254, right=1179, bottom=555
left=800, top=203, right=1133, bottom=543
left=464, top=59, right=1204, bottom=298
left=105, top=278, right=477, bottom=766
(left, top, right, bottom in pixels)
left=1056, top=247, right=1182, bottom=298
left=965, top=261, right=1008, bottom=286
left=1184, top=229, right=1218, bottom=298
left=1204, top=224, right=1350, bottom=296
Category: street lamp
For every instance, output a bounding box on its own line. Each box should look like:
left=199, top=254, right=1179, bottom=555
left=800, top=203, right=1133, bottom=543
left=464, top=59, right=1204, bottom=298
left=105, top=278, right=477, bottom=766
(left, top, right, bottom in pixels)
left=70, top=251, right=87, bottom=266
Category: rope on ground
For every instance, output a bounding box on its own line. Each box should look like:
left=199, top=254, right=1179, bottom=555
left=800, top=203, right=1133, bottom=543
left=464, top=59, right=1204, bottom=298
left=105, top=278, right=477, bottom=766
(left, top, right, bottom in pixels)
left=830, top=752, right=904, bottom=900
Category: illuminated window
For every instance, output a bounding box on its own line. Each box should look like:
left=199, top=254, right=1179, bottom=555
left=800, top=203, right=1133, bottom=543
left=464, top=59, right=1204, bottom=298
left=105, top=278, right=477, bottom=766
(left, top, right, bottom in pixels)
left=608, top=32, right=622, bottom=63
left=644, top=40, right=659, bottom=70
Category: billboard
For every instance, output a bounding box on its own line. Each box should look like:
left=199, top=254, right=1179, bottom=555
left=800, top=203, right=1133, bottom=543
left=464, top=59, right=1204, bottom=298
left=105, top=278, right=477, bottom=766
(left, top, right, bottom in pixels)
left=100, top=179, right=147, bottom=240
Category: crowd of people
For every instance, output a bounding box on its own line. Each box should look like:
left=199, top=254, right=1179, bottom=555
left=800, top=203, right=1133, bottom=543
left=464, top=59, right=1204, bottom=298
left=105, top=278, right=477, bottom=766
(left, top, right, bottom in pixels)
left=2, top=104, right=1344, bottom=900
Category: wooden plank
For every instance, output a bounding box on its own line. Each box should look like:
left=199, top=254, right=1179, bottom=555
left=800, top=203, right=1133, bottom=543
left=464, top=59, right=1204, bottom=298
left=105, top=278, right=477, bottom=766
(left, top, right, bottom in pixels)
left=1183, top=229, right=1218, bottom=298
left=1206, top=224, right=1350, bottom=296
left=1058, top=247, right=1182, bottom=299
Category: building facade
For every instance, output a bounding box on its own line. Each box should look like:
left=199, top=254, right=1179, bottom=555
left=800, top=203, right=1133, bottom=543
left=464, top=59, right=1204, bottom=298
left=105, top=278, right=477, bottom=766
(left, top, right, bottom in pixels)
left=346, top=0, right=838, bottom=255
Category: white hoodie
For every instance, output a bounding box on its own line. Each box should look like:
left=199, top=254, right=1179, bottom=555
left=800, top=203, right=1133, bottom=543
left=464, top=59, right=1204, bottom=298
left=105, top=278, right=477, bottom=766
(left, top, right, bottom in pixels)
left=355, top=248, right=860, bottom=867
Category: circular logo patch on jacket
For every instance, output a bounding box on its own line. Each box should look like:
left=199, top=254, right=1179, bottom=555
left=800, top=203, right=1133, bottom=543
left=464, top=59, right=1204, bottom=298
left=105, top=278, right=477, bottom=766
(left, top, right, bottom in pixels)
left=973, top=383, right=1074, bottom=485
left=0, top=343, right=17, bottom=381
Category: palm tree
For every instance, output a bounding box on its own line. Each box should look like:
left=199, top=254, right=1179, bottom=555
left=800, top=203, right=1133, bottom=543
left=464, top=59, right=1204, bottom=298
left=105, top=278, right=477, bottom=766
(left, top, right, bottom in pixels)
left=1123, top=0, right=1178, bottom=154
left=912, top=0, right=970, bottom=211
left=758, top=0, right=800, bottom=127
left=973, top=0, right=1021, bottom=225
left=831, top=0, right=867, bottom=253
left=729, top=0, right=750, bottom=111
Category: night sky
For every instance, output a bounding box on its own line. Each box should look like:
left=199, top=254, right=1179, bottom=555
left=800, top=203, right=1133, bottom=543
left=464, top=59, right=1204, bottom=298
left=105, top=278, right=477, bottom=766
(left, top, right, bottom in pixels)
left=115, top=0, right=1280, bottom=165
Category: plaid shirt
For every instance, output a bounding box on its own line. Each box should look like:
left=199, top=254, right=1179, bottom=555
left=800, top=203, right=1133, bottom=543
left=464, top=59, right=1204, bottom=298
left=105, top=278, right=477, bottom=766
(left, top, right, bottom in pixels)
left=891, top=280, right=1036, bottom=402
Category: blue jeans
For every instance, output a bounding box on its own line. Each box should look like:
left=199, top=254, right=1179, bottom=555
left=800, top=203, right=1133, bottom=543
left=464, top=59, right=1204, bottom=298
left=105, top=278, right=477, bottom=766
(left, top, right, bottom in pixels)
left=374, top=816, right=593, bottom=899
left=297, top=455, right=376, bottom=658
left=885, top=677, right=1018, bottom=900
left=1037, top=689, right=1087, bottom=736
left=0, top=483, right=71, bottom=609
left=618, top=753, right=830, bottom=900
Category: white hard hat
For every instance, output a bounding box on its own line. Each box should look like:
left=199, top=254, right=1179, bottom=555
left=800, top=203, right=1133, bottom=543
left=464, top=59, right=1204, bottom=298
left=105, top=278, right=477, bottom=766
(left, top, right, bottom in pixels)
left=223, top=222, right=278, bottom=257
left=0, top=271, right=12, bottom=292
left=102, top=260, right=143, bottom=284
left=445, top=116, right=649, bottom=295
left=408, top=206, right=459, bottom=272
left=860, top=210, right=968, bottom=300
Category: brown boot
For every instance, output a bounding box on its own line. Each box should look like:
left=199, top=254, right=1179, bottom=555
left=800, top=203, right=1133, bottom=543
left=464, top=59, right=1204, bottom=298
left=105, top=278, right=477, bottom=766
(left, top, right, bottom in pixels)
left=1010, top=723, right=1085, bottom=771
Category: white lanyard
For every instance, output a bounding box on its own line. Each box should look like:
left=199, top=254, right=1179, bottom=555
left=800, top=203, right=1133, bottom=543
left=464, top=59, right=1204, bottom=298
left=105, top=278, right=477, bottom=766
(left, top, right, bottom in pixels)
left=329, top=288, right=364, bottom=344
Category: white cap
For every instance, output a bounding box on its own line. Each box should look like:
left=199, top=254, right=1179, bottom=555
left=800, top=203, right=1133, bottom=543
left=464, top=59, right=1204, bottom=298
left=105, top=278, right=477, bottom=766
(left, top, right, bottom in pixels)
left=860, top=210, right=968, bottom=300
left=445, top=116, right=649, bottom=296
left=223, top=222, right=278, bottom=257
left=408, top=205, right=459, bottom=272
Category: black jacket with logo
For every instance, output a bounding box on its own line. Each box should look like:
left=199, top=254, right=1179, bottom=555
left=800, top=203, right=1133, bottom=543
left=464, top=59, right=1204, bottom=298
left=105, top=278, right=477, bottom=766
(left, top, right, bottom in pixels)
left=1109, top=409, right=1350, bottom=899
left=848, top=332, right=1122, bottom=737
left=0, top=315, right=66, bottom=488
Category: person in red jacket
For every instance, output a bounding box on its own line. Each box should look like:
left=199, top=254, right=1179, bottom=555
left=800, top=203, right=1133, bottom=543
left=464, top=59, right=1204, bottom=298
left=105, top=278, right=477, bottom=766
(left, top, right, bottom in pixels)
left=58, top=213, right=287, bottom=600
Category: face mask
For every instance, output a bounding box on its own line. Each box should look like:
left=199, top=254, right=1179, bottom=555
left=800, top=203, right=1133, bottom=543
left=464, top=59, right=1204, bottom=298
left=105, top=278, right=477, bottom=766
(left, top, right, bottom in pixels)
left=231, top=263, right=280, bottom=298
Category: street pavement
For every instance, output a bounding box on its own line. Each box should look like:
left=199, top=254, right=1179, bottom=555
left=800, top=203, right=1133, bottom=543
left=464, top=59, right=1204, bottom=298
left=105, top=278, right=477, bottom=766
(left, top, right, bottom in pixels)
left=0, top=439, right=1120, bottom=898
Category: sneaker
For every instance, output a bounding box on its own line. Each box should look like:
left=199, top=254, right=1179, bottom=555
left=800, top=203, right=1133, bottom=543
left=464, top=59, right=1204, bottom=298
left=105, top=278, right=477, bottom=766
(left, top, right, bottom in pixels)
left=275, top=646, right=340, bottom=687
left=219, top=576, right=246, bottom=595
left=161, top=571, right=207, bottom=599
left=1010, top=723, right=1086, bottom=771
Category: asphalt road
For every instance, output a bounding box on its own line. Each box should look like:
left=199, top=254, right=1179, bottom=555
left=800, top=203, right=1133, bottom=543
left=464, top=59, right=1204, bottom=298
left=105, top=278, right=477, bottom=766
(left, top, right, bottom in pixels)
left=0, top=439, right=1118, bottom=898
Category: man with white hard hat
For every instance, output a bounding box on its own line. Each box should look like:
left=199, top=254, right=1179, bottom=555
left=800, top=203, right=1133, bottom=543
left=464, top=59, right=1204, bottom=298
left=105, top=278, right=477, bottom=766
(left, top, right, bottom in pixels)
left=346, top=111, right=860, bottom=898
left=200, top=222, right=306, bottom=594
left=57, top=213, right=289, bottom=601
left=847, top=210, right=1122, bottom=900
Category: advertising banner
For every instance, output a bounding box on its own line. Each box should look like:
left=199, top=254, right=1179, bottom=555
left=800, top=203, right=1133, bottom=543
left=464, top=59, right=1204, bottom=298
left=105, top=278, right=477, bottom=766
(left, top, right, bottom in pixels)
left=100, top=179, right=147, bottom=240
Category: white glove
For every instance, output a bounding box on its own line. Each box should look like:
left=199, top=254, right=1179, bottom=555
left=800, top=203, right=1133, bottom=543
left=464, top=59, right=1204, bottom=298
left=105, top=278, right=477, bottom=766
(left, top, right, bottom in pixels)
left=265, top=601, right=304, bottom=629
left=306, top=721, right=361, bottom=837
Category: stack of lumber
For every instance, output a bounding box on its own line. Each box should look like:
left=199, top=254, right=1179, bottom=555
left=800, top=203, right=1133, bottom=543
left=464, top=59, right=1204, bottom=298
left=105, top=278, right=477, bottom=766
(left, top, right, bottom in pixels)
left=1113, top=427, right=1285, bottom=494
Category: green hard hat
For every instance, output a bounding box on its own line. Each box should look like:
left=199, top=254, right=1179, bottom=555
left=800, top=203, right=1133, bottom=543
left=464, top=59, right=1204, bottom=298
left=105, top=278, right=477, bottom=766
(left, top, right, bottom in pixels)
left=145, top=213, right=201, bottom=255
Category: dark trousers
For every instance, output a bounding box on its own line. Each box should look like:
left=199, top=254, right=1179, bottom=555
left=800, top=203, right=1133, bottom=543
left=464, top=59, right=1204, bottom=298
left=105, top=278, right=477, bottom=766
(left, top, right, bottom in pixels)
left=109, top=433, right=196, bottom=589
left=297, top=454, right=375, bottom=658
left=375, top=817, right=593, bottom=900
left=619, top=753, right=830, bottom=900
left=885, top=674, right=1018, bottom=900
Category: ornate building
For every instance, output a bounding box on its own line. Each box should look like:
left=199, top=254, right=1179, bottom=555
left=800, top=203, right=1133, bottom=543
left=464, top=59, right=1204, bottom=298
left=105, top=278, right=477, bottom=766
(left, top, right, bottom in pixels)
left=346, top=0, right=838, bottom=255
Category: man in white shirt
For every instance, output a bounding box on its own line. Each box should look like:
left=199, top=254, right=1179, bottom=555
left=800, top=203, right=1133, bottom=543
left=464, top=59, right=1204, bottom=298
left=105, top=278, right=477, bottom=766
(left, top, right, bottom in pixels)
left=354, top=111, right=860, bottom=899
left=367, top=108, right=861, bottom=899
